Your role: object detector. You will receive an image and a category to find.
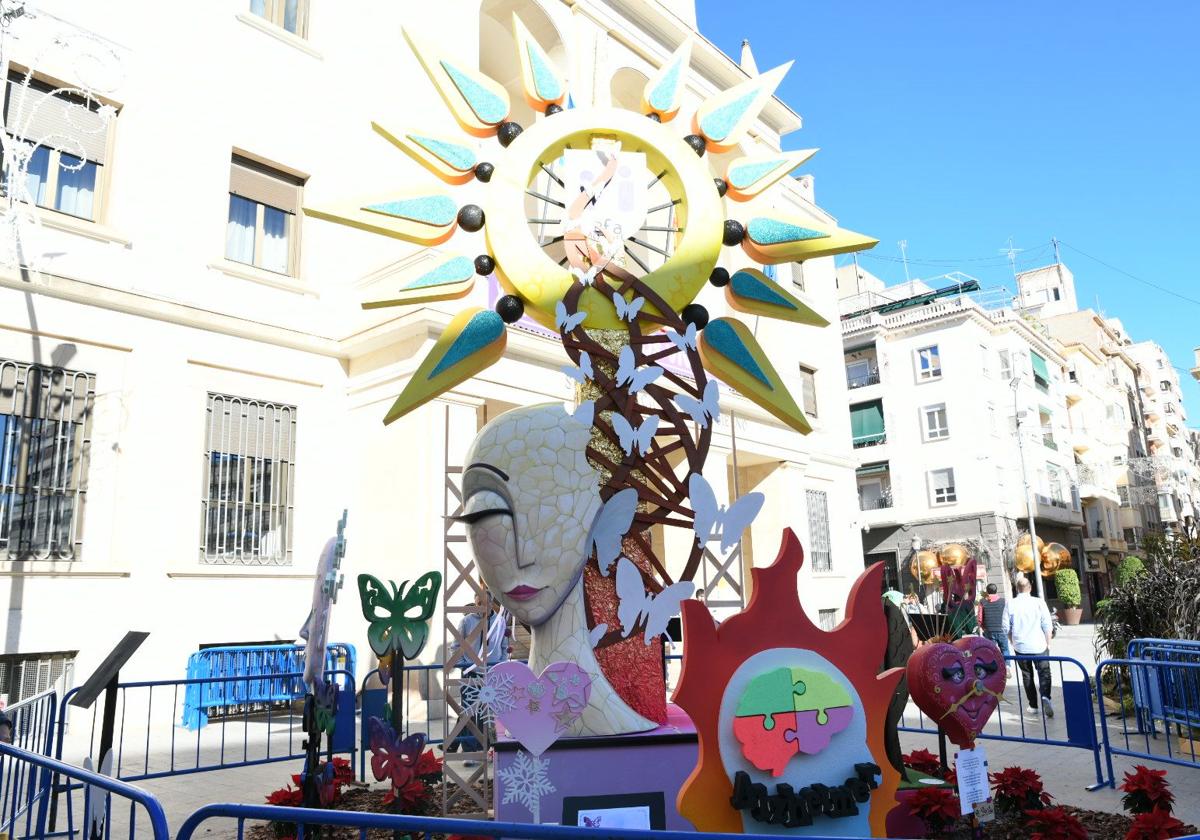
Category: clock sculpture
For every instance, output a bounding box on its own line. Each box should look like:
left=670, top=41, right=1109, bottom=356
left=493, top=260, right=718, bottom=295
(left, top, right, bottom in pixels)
left=306, top=22, right=876, bottom=737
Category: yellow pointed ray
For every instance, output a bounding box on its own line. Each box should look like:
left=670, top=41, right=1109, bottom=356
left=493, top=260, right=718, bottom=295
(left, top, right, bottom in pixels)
left=724, top=267, right=828, bottom=326
left=740, top=214, right=878, bottom=264
left=642, top=36, right=693, bottom=122
left=692, top=62, right=791, bottom=153
left=724, top=149, right=818, bottom=201
left=304, top=186, right=459, bottom=246
left=372, top=122, right=478, bottom=185
left=384, top=307, right=508, bottom=425
left=403, top=27, right=510, bottom=137
left=699, top=317, right=811, bottom=435
left=363, top=255, right=477, bottom=309
left=513, top=13, right=567, bottom=111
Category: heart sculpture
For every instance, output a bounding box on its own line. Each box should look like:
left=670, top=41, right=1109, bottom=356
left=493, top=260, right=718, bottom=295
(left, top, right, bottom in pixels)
left=484, top=660, right=592, bottom=756
left=906, top=635, right=1006, bottom=748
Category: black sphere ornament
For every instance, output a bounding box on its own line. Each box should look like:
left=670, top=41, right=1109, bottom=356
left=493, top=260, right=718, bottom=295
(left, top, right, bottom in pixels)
left=457, top=204, right=485, bottom=232
left=474, top=162, right=494, bottom=182
left=646, top=112, right=662, bottom=122
left=684, top=134, right=707, bottom=156
left=723, top=219, right=746, bottom=246
left=497, top=121, right=524, bottom=147
left=709, top=267, right=731, bottom=287
left=714, top=178, right=728, bottom=197
left=495, top=295, right=525, bottom=324
left=681, top=304, right=710, bottom=330
left=474, top=254, right=496, bottom=276
left=545, top=103, right=563, bottom=116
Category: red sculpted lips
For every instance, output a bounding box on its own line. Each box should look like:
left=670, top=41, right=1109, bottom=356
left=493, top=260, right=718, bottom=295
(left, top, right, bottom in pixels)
left=505, top=585, right=544, bottom=601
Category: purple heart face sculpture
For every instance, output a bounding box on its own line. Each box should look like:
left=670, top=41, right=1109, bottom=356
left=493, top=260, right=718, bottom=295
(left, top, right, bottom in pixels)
left=485, top=660, right=592, bottom=755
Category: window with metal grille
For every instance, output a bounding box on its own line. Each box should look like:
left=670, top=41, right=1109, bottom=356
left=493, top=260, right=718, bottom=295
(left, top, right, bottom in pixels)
left=0, top=360, right=94, bottom=560
left=818, top=609, right=838, bottom=631
left=0, top=651, right=76, bottom=703
left=806, top=489, right=832, bottom=572
left=201, top=394, right=295, bottom=565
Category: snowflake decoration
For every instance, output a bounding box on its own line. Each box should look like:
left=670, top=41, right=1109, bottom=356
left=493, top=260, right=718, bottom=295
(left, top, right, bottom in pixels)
left=527, top=681, right=546, bottom=699
left=498, top=749, right=555, bottom=824
left=463, top=670, right=517, bottom=726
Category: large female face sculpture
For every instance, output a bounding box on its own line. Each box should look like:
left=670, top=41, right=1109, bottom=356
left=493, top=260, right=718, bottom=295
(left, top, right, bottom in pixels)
left=460, top=403, right=602, bottom=626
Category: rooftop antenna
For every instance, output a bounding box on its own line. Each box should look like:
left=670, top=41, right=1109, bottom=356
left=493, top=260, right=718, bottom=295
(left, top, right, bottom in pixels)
left=898, top=239, right=910, bottom=284
left=1000, top=236, right=1023, bottom=279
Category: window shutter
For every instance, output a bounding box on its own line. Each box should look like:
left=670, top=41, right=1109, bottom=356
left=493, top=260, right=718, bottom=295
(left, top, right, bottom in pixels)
left=229, top=157, right=301, bottom=213
left=1031, top=351, right=1050, bottom=384
left=4, top=78, right=110, bottom=163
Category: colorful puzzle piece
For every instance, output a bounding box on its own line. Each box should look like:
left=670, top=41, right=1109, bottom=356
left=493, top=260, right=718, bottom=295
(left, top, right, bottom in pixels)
left=733, top=666, right=855, bottom=775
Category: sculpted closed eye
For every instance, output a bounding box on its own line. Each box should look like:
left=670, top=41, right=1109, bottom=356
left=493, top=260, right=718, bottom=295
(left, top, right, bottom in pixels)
left=457, top=489, right=512, bottom=524
left=974, top=660, right=999, bottom=679
left=941, top=664, right=966, bottom=683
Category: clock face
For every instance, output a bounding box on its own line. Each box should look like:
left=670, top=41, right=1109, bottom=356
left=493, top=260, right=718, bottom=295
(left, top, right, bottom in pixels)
left=487, top=107, right=723, bottom=331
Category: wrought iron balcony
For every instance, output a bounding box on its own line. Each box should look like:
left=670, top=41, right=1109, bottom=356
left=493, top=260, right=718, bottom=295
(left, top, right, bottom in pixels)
left=853, top=432, right=887, bottom=449
left=846, top=370, right=880, bottom=389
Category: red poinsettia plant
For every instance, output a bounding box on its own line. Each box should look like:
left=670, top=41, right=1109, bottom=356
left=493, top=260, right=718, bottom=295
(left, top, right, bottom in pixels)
left=265, top=756, right=357, bottom=837
left=903, top=748, right=942, bottom=777
left=908, top=786, right=960, bottom=837
left=1125, top=808, right=1188, bottom=839
left=1121, top=765, right=1175, bottom=815
left=1025, top=807, right=1087, bottom=840
left=990, top=765, right=1052, bottom=816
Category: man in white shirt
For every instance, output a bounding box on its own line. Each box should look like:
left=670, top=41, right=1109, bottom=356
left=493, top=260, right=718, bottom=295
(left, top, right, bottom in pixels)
left=1005, top=576, right=1054, bottom=717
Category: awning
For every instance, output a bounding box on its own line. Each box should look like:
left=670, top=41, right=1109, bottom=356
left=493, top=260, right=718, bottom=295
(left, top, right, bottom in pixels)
left=1031, top=351, right=1050, bottom=384
left=856, top=463, right=889, bottom=476
left=851, top=400, right=885, bottom=441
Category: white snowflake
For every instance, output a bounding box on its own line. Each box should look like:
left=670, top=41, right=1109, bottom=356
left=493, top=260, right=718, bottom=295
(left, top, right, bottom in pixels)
left=464, top=670, right=517, bottom=726
left=498, top=749, right=556, bottom=823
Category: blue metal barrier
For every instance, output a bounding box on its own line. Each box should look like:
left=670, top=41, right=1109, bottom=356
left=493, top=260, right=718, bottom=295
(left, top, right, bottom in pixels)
left=1124, top=638, right=1200, bottom=735
left=358, top=665, right=442, bottom=781
left=57, top=669, right=356, bottom=783
left=176, top=803, right=859, bottom=840
left=181, top=643, right=355, bottom=729
left=0, top=742, right=168, bottom=840
left=1096, top=657, right=1200, bottom=788
left=898, top=653, right=1104, bottom=789
left=0, top=692, right=57, bottom=838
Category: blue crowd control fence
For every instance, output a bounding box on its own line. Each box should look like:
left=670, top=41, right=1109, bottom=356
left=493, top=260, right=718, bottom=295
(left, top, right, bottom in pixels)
left=1096, top=656, right=1200, bottom=788
left=176, top=803, right=861, bottom=840
left=358, top=665, right=441, bottom=781
left=181, top=643, right=355, bottom=729
left=898, top=653, right=1104, bottom=789
left=1123, top=638, right=1200, bottom=736
left=56, top=669, right=356, bottom=784
left=0, top=742, right=169, bottom=840
left=0, top=692, right=58, bottom=839
left=3, top=689, right=58, bottom=759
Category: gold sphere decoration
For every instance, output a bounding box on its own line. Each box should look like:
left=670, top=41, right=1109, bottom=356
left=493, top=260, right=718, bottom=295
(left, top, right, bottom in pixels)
left=938, top=543, right=970, bottom=567
left=911, top=550, right=940, bottom=584
left=1014, top=543, right=1037, bottom=573
left=1017, top=533, right=1046, bottom=553
left=1041, top=542, right=1070, bottom=575
left=1039, top=551, right=1060, bottom=577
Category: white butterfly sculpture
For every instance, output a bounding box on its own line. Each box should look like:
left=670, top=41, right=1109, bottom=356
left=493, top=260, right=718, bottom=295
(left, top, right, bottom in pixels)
left=555, top=300, right=587, bottom=333
left=571, top=264, right=601, bottom=287
left=675, top=380, right=720, bottom=428
left=569, top=400, right=596, bottom=427
left=588, top=623, right=608, bottom=648
left=83, top=750, right=114, bottom=840
left=612, top=414, right=659, bottom=457
left=688, top=472, right=765, bottom=553
left=615, top=556, right=695, bottom=644
left=587, top=486, right=639, bottom=576
left=612, top=293, right=646, bottom=322
left=562, top=351, right=593, bottom=385
left=615, top=345, right=663, bottom=394
left=665, top=323, right=698, bottom=352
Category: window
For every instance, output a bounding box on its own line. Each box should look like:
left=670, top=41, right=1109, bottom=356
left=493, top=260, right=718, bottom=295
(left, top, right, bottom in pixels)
left=1039, top=406, right=1055, bottom=449
left=1031, top=351, right=1050, bottom=393
left=999, top=350, right=1011, bottom=380
left=929, top=468, right=956, bottom=505
left=805, top=489, right=831, bottom=572
left=995, top=463, right=1006, bottom=488
left=845, top=358, right=877, bottom=389
left=988, top=402, right=998, bottom=436
left=1118, top=485, right=1130, bottom=507
left=202, top=394, right=296, bottom=565
left=1166, top=403, right=1176, bottom=414
left=922, top=403, right=949, bottom=440
left=818, top=609, right=838, bottom=631
left=1157, top=359, right=1165, bottom=369
left=797, top=365, right=817, bottom=417
left=850, top=400, right=885, bottom=447
left=1046, top=463, right=1065, bottom=503
left=915, top=345, right=941, bottom=381
left=0, top=651, right=76, bottom=703
left=226, top=155, right=304, bottom=276
left=0, top=359, right=95, bottom=561
left=3, top=73, right=114, bottom=221
left=1052, top=287, right=1061, bottom=301
left=792, top=262, right=805, bottom=292
left=1160, top=381, right=1171, bottom=392
left=248, top=0, right=309, bottom=37
left=980, top=344, right=991, bottom=378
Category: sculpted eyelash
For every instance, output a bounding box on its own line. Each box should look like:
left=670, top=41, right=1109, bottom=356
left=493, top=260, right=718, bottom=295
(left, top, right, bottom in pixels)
left=450, top=508, right=512, bottom=524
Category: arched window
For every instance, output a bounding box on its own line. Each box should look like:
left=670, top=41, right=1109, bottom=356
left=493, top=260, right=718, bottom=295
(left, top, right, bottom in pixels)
left=609, top=67, right=648, bottom=112
left=479, top=0, right=567, bottom=126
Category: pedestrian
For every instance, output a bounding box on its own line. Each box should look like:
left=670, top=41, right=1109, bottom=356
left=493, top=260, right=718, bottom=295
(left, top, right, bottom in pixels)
left=450, top=590, right=509, bottom=755
left=880, top=592, right=915, bottom=776
left=902, top=592, right=923, bottom=615
left=979, top=583, right=1013, bottom=678
left=1006, top=576, right=1054, bottom=717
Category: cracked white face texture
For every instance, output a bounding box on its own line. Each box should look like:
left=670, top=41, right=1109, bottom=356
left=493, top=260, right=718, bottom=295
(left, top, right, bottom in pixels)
left=461, top=403, right=602, bottom=627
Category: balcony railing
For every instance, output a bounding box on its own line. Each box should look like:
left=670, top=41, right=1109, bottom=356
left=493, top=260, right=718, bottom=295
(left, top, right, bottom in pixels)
left=846, top=370, right=880, bottom=389
left=1036, top=493, right=1069, bottom=509
left=853, top=432, right=887, bottom=449
left=1042, top=434, right=1058, bottom=450
left=859, top=489, right=894, bottom=510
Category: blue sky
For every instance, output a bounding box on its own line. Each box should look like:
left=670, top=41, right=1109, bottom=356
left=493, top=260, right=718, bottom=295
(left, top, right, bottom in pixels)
left=696, top=1, right=1200, bottom=415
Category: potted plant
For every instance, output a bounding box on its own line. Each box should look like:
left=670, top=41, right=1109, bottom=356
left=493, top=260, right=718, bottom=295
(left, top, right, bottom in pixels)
left=1054, top=568, right=1083, bottom=625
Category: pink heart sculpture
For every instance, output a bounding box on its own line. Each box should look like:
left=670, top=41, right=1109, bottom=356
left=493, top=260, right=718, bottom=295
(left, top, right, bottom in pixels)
left=906, top=635, right=1006, bottom=748
left=485, top=660, right=592, bottom=756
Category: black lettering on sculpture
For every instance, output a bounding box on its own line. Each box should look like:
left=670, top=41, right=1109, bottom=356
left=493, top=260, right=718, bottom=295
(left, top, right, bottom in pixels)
left=731, top=765, right=877, bottom=827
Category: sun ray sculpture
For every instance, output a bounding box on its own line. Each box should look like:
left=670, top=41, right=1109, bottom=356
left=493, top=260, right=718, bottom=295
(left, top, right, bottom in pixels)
left=305, top=24, right=877, bottom=738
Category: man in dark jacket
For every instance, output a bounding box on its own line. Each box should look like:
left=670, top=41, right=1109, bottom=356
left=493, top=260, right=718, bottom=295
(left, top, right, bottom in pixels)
left=881, top=593, right=916, bottom=776
left=979, top=583, right=1012, bottom=677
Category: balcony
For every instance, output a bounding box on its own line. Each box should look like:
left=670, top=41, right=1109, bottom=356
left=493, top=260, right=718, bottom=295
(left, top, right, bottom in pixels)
left=1035, top=491, right=1083, bottom=524
left=853, top=432, right=887, bottom=449
left=1042, top=432, right=1058, bottom=451
left=846, top=369, right=880, bottom=389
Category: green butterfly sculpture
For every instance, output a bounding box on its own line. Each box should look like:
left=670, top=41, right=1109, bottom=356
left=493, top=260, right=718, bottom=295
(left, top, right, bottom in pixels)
left=357, top=571, right=443, bottom=660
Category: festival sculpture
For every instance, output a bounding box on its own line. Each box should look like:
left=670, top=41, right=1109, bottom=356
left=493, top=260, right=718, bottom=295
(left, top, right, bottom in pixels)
left=305, top=10, right=877, bottom=751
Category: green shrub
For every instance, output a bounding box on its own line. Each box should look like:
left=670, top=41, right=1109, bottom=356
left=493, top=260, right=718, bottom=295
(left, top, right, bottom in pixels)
left=1114, top=555, right=1146, bottom=589
left=1054, top=568, right=1082, bottom=607
left=1095, top=534, right=1200, bottom=659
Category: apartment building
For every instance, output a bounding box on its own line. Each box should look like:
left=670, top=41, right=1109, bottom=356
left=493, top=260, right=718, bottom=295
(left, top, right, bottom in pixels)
left=838, top=268, right=1083, bottom=596
left=0, top=0, right=869, bottom=694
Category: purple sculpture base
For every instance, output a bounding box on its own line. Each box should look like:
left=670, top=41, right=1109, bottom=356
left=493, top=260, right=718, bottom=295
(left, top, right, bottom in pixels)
left=493, top=704, right=698, bottom=830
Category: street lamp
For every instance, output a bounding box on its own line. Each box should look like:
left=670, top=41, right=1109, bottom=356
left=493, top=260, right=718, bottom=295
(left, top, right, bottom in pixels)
left=1011, top=375, right=1047, bottom=600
